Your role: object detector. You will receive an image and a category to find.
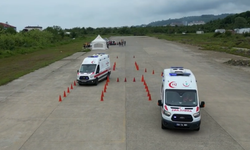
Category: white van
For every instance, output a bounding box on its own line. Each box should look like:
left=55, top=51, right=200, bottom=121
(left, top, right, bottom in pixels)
left=158, top=67, right=205, bottom=131
left=76, top=53, right=111, bottom=85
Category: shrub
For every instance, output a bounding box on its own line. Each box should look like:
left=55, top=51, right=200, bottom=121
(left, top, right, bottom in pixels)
left=0, top=29, right=75, bottom=57
left=213, top=32, right=221, bottom=37
left=243, top=32, right=250, bottom=37
left=225, top=31, right=232, bottom=37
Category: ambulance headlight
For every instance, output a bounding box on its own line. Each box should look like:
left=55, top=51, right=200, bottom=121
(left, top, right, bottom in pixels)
left=90, top=74, right=94, bottom=78
left=163, top=110, right=171, bottom=116
left=193, top=112, right=200, bottom=118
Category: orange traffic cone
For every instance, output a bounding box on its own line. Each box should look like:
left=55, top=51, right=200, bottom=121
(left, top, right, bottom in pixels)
left=133, top=77, right=136, bottom=82
left=148, top=94, right=152, bottom=101
left=71, top=84, right=73, bottom=89
left=63, top=91, right=66, bottom=97
left=101, top=91, right=104, bottom=97
left=59, top=95, right=62, bottom=102
left=145, top=86, right=149, bottom=92
left=74, top=81, right=76, bottom=86
left=152, top=70, right=155, bottom=74
left=145, top=68, right=147, bottom=72
left=124, top=78, right=127, bottom=82
left=141, top=75, right=144, bottom=82
left=104, top=85, right=107, bottom=93
left=117, top=78, right=119, bottom=82
left=101, top=95, right=104, bottom=101
left=147, top=91, right=151, bottom=97
left=67, top=87, right=70, bottom=93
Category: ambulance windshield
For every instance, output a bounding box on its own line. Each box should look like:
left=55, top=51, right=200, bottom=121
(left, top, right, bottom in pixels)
left=165, top=90, right=198, bottom=107
left=80, top=64, right=96, bottom=73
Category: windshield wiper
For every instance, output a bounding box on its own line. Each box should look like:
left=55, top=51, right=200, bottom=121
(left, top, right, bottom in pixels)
left=178, top=105, right=196, bottom=107
left=165, top=103, right=174, bottom=106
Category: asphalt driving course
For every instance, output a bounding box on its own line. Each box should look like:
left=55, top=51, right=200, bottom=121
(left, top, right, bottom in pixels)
left=0, top=36, right=250, bottom=150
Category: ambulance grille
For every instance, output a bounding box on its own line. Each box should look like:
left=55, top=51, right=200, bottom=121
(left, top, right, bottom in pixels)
left=79, top=76, right=89, bottom=80
left=171, top=114, right=193, bottom=122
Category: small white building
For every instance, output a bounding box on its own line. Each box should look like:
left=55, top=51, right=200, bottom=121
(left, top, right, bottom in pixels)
left=196, top=31, right=204, bottom=34
left=215, top=29, right=226, bottom=33
left=65, top=32, right=70, bottom=35
left=188, top=21, right=205, bottom=26
left=235, top=28, right=250, bottom=34
left=24, top=26, right=43, bottom=31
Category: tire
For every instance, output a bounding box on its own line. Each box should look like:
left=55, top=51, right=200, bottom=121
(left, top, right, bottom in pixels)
left=161, top=119, right=167, bottom=130
left=194, top=127, right=200, bottom=131
left=106, top=72, right=111, bottom=80
left=77, top=81, right=82, bottom=86
left=94, top=78, right=99, bottom=86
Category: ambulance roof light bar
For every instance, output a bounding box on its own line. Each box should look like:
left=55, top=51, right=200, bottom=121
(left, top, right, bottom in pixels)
left=170, top=67, right=184, bottom=70
left=88, top=55, right=98, bottom=58
left=169, top=72, right=190, bottom=76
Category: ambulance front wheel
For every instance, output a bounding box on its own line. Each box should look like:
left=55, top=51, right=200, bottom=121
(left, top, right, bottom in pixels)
left=107, top=72, right=111, bottom=79
left=161, top=119, right=167, bottom=129
left=94, top=78, right=99, bottom=85
left=194, top=127, right=200, bottom=131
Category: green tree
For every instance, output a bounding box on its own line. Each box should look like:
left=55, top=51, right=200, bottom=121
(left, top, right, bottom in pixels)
left=70, top=31, right=76, bottom=38
left=86, top=27, right=94, bottom=34
left=5, top=27, right=17, bottom=34
left=225, top=31, right=232, bottom=37
left=234, top=17, right=247, bottom=28
left=0, top=25, right=4, bottom=34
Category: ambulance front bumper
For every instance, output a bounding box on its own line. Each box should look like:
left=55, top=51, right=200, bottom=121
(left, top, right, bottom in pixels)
left=162, top=118, right=201, bottom=130
left=77, top=79, right=96, bottom=84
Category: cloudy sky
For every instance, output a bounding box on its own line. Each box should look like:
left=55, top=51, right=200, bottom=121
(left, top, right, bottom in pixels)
left=1, top=0, right=249, bottom=31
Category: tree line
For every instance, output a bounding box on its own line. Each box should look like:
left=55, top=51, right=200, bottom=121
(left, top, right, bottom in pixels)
left=66, top=11, right=250, bottom=36
left=1, top=11, right=249, bottom=58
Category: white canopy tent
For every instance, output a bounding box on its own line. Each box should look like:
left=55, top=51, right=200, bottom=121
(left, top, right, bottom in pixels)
left=91, top=35, right=108, bottom=50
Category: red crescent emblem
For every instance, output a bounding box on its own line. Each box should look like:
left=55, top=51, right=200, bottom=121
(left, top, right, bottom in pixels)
left=169, top=81, right=177, bottom=88
left=183, top=81, right=190, bottom=87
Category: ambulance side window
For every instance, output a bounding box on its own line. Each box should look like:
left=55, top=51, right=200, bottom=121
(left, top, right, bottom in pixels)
left=96, top=65, right=100, bottom=74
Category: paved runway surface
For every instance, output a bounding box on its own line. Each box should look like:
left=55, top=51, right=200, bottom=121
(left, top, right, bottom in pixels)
left=0, top=36, right=250, bottom=150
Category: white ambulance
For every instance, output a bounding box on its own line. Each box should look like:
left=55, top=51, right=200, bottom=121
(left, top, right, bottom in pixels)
left=76, top=53, right=111, bottom=85
left=158, top=67, right=205, bottom=131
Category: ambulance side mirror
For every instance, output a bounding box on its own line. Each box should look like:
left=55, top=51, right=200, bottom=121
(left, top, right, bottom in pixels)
left=77, top=70, right=79, bottom=73
left=158, top=100, right=163, bottom=106
left=200, top=101, right=205, bottom=108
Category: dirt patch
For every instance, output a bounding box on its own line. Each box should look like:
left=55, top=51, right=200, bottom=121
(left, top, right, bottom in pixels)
left=166, top=40, right=250, bottom=73
left=224, top=59, right=250, bottom=67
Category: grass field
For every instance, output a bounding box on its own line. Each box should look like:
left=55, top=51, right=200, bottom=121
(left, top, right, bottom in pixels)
left=1, top=33, right=249, bottom=86
left=0, top=37, right=93, bottom=86
left=148, top=33, right=250, bottom=57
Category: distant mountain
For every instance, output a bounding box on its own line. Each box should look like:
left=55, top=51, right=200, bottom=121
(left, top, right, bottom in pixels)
left=146, top=14, right=233, bottom=26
